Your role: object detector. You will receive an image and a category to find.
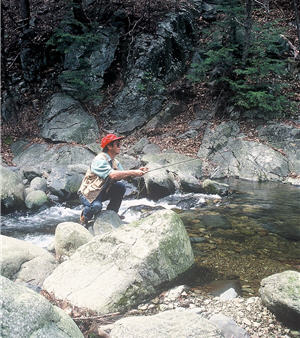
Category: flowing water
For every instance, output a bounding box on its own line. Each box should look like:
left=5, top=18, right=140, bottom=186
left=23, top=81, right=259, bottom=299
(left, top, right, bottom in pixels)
left=1, top=179, right=299, bottom=296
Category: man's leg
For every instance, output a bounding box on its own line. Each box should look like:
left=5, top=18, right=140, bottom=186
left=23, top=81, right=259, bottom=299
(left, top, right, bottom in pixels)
left=105, top=181, right=126, bottom=213
left=79, top=194, right=103, bottom=223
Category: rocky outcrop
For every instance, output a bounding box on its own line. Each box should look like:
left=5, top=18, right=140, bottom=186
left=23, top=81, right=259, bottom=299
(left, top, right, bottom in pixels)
left=141, top=152, right=203, bottom=199
left=110, top=309, right=223, bottom=338
left=12, top=141, right=94, bottom=176
left=0, top=235, right=57, bottom=287
left=198, top=121, right=296, bottom=183
left=54, top=222, right=93, bottom=261
left=43, top=210, right=194, bottom=314
left=39, top=93, right=99, bottom=144
left=259, top=270, right=300, bottom=328
left=1, top=276, right=83, bottom=338
left=102, top=8, right=201, bottom=134
left=0, top=166, right=25, bottom=214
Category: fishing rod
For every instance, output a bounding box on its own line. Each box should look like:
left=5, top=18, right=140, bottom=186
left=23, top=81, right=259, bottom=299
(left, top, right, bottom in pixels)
left=145, top=158, right=200, bottom=173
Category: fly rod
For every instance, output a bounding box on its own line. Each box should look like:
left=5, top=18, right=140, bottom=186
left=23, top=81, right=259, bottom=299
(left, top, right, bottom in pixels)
left=145, top=158, right=200, bottom=173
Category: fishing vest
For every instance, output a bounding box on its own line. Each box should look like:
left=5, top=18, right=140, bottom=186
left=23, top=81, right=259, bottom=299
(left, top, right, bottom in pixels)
left=78, top=152, right=120, bottom=203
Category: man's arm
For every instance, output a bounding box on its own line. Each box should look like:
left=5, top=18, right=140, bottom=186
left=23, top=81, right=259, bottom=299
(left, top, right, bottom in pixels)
left=109, top=168, right=147, bottom=180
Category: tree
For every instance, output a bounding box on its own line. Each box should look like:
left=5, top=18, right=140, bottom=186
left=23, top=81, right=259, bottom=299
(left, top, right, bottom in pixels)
left=188, top=0, right=294, bottom=119
left=293, top=0, right=300, bottom=50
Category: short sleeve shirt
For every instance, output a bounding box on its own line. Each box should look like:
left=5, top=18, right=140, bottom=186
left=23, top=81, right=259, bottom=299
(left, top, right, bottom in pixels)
left=91, top=153, right=123, bottom=179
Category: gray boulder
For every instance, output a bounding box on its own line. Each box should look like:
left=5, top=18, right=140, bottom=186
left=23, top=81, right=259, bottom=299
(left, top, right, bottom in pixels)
left=1, top=276, right=83, bottom=338
left=210, top=139, right=290, bottom=182
left=110, top=309, right=223, bottom=338
left=29, top=176, right=47, bottom=191
left=46, top=166, right=83, bottom=200
left=39, top=93, right=99, bottom=144
left=0, top=165, right=25, bottom=213
left=93, top=210, right=123, bottom=235
left=43, top=210, right=194, bottom=314
left=142, top=152, right=202, bottom=199
left=12, top=142, right=94, bottom=176
left=0, top=235, right=56, bottom=287
left=257, top=123, right=300, bottom=174
left=259, top=270, right=300, bottom=328
left=55, top=222, right=93, bottom=261
left=201, top=179, right=230, bottom=196
left=25, top=190, right=48, bottom=209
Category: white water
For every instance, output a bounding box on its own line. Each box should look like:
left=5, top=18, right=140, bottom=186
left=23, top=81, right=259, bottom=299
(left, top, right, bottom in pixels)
left=1, top=192, right=221, bottom=248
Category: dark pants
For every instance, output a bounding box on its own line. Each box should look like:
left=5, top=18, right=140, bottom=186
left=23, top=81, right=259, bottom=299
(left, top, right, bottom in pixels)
left=79, top=181, right=126, bottom=221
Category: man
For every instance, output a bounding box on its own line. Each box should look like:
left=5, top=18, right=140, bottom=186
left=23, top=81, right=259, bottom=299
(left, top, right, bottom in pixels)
left=78, top=133, right=148, bottom=226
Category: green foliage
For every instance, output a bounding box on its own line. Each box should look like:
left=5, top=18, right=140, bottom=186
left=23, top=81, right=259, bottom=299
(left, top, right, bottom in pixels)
left=188, top=1, right=294, bottom=119
left=137, top=71, right=164, bottom=96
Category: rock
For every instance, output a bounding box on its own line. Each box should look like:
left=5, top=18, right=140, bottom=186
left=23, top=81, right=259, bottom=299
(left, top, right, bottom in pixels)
left=43, top=210, right=194, bottom=314
left=0, top=166, right=25, bottom=214
left=25, top=190, right=48, bottom=209
left=55, top=222, right=93, bottom=261
left=59, top=26, right=119, bottom=102
left=102, top=10, right=200, bottom=134
left=0, top=235, right=56, bottom=287
left=141, top=152, right=202, bottom=198
left=1, top=276, right=83, bottom=338
left=93, top=210, right=123, bottom=235
left=259, top=270, right=300, bottom=328
left=110, top=309, right=223, bottom=337
left=209, top=313, right=249, bottom=338
left=39, top=93, right=99, bottom=144
left=210, top=139, right=289, bottom=182
left=201, top=179, right=230, bottom=196
left=29, top=176, right=47, bottom=191
left=219, top=288, right=238, bottom=300
left=46, top=166, right=83, bottom=200
left=12, top=142, right=94, bottom=176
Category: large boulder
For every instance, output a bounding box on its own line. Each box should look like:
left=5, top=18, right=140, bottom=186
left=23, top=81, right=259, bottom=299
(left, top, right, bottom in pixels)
left=0, top=166, right=25, bottom=214
left=0, top=235, right=57, bottom=287
left=257, top=123, right=300, bottom=174
left=46, top=166, right=84, bottom=200
left=55, top=222, right=93, bottom=261
left=259, top=270, right=300, bottom=328
left=141, top=152, right=202, bottom=199
left=198, top=121, right=297, bottom=182
left=110, top=309, right=223, bottom=338
left=1, top=276, right=83, bottom=338
left=43, top=210, right=194, bottom=314
left=39, top=93, right=99, bottom=144
left=12, top=142, right=93, bottom=179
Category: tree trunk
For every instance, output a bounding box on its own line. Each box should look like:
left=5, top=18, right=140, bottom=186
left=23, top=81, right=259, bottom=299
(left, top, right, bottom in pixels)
left=242, top=0, right=253, bottom=64
left=19, top=0, right=30, bottom=30
left=293, top=0, right=300, bottom=50
left=72, top=0, right=89, bottom=25
left=1, top=2, right=7, bottom=88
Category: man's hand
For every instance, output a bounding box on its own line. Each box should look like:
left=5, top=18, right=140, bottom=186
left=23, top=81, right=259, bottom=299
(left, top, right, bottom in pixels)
left=139, top=167, right=149, bottom=173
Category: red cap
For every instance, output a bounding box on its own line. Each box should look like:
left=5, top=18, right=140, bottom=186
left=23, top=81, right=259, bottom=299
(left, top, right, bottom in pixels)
left=100, top=134, right=123, bottom=149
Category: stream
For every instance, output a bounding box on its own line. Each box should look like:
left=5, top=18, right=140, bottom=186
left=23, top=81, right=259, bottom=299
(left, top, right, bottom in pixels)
left=1, top=178, right=299, bottom=297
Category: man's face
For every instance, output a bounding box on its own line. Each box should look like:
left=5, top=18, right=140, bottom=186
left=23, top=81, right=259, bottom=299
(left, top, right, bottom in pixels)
left=109, top=140, right=121, bottom=155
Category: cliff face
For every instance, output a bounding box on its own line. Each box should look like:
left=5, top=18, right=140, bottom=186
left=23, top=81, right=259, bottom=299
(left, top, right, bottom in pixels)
left=1, top=0, right=300, bottom=166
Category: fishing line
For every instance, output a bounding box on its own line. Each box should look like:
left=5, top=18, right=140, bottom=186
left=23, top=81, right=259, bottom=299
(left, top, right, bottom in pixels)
left=145, top=158, right=200, bottom=173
